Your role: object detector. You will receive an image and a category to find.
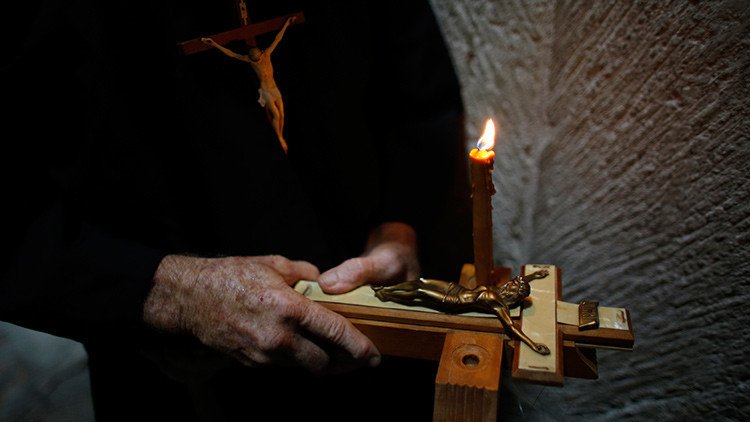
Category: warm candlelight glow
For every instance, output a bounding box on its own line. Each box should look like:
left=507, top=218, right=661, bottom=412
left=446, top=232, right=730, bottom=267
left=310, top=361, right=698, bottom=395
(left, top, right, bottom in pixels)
left=470, top=119, right=496, bottom=162
left=477, top=119, right=496, bottom=151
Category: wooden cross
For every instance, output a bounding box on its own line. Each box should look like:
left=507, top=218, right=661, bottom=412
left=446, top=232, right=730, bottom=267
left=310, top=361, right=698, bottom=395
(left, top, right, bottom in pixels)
left=177, top=1, right=304, bottom=153
left=178, top=2, right=305, bottom=56
left=295, top=263, right=634, bottom=421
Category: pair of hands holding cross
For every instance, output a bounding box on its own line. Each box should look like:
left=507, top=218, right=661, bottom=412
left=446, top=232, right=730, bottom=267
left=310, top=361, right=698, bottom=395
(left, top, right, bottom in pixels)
left=143, top=222, right=419, bottom=374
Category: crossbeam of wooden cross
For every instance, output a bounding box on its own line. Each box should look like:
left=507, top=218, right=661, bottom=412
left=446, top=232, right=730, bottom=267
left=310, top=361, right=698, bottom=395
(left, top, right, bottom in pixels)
left=295, top=263, right=634, bottom=421
left=177, top=5, right=304, bottom=56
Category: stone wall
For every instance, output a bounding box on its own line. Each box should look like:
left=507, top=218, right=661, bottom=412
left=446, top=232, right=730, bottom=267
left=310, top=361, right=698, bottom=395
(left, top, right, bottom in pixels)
left=431, top=0, right=750, bottom=419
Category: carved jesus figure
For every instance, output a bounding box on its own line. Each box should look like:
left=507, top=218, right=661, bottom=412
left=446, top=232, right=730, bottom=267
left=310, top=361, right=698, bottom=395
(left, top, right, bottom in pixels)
left=373, top=270, right=552, bottom=355
left=202, top=16, right=295, bottom=153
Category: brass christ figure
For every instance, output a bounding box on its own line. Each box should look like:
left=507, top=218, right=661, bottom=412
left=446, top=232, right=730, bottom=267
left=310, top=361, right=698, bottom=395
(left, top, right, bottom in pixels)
left=374, top=270, right=552, bottom=355
left=178, top=1, right=305, bottom=154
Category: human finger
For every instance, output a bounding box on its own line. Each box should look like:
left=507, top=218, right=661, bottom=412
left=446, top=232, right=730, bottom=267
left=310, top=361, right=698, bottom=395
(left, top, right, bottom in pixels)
left=251, top=255, right=320, bottom=285
left=317, top=256, right=380, bottom=294
left=318, top=243, right=414, bottom=294
left=296, top=301, right=380, bottom=368
left=232, top=331, right=362, bottom=375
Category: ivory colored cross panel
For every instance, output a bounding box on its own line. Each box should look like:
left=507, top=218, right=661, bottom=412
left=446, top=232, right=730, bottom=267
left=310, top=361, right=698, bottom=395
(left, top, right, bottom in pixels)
left=294, top=280, right=496, bottom=318
left=512, top=264, right=564, bottom=385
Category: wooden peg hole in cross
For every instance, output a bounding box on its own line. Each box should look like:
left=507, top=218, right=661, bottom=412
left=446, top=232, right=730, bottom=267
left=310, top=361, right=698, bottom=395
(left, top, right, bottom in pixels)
left=462, top=354, right=481, bottom=367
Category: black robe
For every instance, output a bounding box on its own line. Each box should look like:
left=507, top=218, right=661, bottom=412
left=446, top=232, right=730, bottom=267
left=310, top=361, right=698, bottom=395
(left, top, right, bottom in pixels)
left=2, top=1, right=470, bottom=419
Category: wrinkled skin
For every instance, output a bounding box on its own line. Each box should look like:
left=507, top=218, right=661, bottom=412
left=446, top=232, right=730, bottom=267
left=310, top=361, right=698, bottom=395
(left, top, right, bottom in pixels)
left=144, top=254, right=380, bottom=374
left=143, top=222, right=418, bottom=374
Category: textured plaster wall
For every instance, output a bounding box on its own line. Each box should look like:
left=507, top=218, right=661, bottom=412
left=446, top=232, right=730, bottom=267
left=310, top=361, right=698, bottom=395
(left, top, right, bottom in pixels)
left=432, top=0, right=750, bottom=419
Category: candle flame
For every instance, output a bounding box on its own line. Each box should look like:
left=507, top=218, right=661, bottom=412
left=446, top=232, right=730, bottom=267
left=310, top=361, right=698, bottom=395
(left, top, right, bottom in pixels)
left=477, top=119, right=496, bottom=151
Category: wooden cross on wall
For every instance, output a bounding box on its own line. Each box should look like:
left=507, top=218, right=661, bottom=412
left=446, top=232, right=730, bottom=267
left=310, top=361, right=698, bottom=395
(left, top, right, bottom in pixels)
left=178, top=1, right=304, bottom=153
left=178, top=1, right=305, bottom=55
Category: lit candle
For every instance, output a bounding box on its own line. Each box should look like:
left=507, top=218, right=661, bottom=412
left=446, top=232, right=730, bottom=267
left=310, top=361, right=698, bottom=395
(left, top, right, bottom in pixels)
left=469, top=119, right=496, bottom=287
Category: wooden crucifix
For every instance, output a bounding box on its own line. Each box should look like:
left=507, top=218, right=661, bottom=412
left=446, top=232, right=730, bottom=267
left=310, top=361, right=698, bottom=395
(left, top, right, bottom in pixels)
left=178, top=1, right=305, bottom=154
left=294, top=263, right=634, bottom=421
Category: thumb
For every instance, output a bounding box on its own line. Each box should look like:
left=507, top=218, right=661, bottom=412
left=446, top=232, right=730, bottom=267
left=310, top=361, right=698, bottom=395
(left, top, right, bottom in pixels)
left=318, top=257, right=381, bottom=294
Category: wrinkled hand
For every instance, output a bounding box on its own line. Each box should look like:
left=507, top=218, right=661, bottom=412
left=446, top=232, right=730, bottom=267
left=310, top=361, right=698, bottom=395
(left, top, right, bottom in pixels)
left=144, top=255, right=380, bottom=374
left=318, top=222, right=420, bottom=294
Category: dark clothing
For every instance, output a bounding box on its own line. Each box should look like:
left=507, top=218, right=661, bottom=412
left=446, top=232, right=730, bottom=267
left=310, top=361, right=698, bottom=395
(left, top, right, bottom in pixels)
left=2, top=0, right=469, bottom=419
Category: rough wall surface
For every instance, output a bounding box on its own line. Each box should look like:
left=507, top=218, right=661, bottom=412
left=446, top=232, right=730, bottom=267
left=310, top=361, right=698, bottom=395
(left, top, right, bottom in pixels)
left=432, top=0, right=750, bottom=419
left=432, top=0, right=555, bottom=266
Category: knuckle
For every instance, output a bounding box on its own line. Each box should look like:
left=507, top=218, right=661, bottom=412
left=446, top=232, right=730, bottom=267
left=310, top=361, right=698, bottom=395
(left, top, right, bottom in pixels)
left=259, top=330, right=294, bottom=353
left=350, top=257, right=372, bottom=279
left=271, top=293, right=309, bottom=325
left=268, top=254, right=290, bottom=269
left=324, top=315, right=350, bottom=345
left=329, top=320, right=348, bottom=343
left=378, top=245, right=400, bottom=263
left=271, top=292, right=298, bottom=314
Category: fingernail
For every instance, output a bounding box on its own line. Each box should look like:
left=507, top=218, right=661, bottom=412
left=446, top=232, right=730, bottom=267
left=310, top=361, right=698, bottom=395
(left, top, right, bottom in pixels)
left=368, top=355, right=381, bottom=367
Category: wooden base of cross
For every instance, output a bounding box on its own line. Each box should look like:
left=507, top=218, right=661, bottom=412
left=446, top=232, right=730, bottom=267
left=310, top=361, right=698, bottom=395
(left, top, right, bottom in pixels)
left=295, top=263, right=634, bottom=421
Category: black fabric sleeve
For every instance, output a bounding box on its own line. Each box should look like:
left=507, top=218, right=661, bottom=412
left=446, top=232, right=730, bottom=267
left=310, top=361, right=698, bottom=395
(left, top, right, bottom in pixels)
left=1, top=203, right=166, bottom=343
left=368, top=1, right=466, bottom=234
left=366, top=1, right=472, bottom=278
left=1, top=1, right=167, bottom=342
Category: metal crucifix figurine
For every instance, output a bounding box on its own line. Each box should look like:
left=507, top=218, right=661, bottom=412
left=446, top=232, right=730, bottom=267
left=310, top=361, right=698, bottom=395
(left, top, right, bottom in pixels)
left=373, top=270, right=552, bottom=355
left=178, top=1, right=304, bottom=153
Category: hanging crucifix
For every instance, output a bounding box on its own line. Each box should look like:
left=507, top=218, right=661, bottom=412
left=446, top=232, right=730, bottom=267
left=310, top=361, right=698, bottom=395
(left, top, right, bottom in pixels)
left=178, top=1, right=305, bottom=154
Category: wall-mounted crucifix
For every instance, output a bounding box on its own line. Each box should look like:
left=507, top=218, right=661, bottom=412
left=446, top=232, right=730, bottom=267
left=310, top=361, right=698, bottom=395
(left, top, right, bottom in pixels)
left=178, top=1, right=305, bottom=154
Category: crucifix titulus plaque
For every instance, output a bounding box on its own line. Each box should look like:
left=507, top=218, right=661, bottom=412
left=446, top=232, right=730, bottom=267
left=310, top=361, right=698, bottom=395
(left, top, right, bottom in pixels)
left=178, top=1, right=304, bottom=153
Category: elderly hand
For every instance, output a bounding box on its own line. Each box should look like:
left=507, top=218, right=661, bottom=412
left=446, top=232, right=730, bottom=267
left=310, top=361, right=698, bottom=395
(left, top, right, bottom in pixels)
left=143, top=255, right=380, bottom=374
left=318, top=222, right=420, bottom=294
